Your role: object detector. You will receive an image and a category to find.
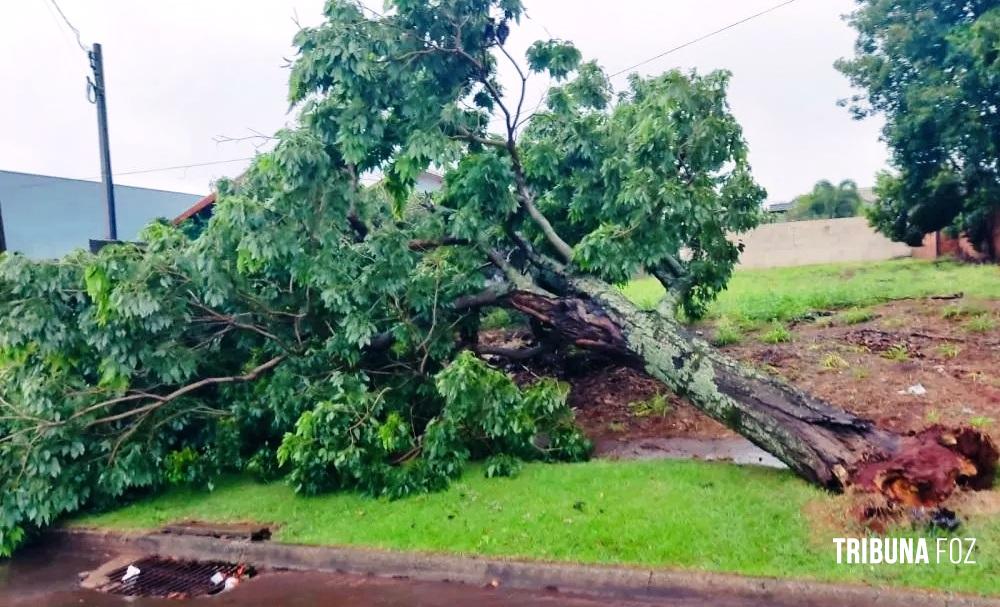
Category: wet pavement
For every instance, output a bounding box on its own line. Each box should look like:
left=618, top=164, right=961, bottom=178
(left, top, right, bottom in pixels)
left=600, top=437, right=786, bottom=468
left=0, top=539, right=814, bottom=607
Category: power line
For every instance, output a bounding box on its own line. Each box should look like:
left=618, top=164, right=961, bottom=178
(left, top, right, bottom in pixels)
left=111, top=157, right=256, bottom=177
left=607, top=0, right=800, bottom=78
left=39, top=0, right=82, bottom=57
left=47, top=0, right=87, bottom=52
left=488, top=0, right=799, bottom=128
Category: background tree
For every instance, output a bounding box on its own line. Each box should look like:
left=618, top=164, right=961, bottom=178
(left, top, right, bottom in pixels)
left=786, top=179, right=864, bottom=221
left=837, top=0, right=1000, bottom=259
left=0, top=0, right=993, bottom=557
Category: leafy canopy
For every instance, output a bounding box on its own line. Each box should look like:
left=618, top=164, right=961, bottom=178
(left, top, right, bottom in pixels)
left=837, top=0, right=1000, bottom=257
left=0, top=0, right=765, bottom=556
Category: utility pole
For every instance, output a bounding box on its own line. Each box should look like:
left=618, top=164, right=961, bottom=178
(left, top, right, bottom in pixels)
left=88, top=43, right=117, bottom=241
left=0, top=199, right=7, bottom=254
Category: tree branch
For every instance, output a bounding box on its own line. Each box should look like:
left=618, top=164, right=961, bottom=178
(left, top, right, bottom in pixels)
left=512, top=184, right=574, bottom=262
left=396, top=22, right=575, bottom=266
left=85, top=356, right=286, bottom=428
left=484, top=248, right=544, bottom=293
left=495, top=41, right=528, bottom=130
left=453, top=127, right=507, bottom=149
left=408, top=237, right=471, bottom=252
left=506, top=228, right=567, bottom=277
left=476, top=343, right=547, bottom=360
left=452, top=287, right=505, bottom=311
left=189, top=301, right=286, bottom=347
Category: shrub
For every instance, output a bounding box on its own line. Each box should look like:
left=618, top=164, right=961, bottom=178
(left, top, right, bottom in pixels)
left=935, top=343, right=961, bottom=359
left=629, top=393, right=671, bottom=418
left=711, top=322, right=742, bottom=346
left=838, top=308, right=875, bottom=325
left=820, top=353, right=849, bottom=370
left=964, top=315, right=996, bottom=333
left=881, top=343, right=910, bottom=362
left=760, top=323, right=792, bottom=344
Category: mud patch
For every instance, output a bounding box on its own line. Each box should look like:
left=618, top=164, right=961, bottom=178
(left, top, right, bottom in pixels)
left=844, top=328, right=924, bottom=358
left=721, top=298, right=1000, bottom=435
left=567, top=366, right=734, bottom=453
left=161, top=520, right=273, bottom=541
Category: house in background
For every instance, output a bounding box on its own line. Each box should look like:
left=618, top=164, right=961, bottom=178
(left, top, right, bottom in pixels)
left=0, top=170, right=201, bottom=259
left=912, top=210, right=1000, bottom=262
left=762, top=200, right=793, bottom=214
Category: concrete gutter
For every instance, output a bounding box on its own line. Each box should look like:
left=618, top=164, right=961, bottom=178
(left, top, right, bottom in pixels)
left=61, top=528, right=999, bottom=607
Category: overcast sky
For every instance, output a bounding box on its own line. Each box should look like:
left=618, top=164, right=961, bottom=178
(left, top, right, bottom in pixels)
left=1, top=0, right=886, bottom=202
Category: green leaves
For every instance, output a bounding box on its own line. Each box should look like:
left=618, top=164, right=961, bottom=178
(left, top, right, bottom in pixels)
left=441, top=152, right=518, bottom=239
left=434, top=352, right=591, bottom=462
left=522, top=67, right=765, bottom=316
left=84, top=264, right=111, bottom=323
left=271, top=356, right=588, bottom=500
left=526, top=40, right=582, bottom=80
left=839, top=2, right=1000, bottom=256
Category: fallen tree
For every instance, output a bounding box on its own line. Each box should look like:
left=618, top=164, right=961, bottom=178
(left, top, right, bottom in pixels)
left=506, top=281, right=996, bottom=497
left=0, top=0, right=994, bottom=556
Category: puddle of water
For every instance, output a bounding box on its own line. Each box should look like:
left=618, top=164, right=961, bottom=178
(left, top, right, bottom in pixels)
left=599, top=437, right=787, bottom=469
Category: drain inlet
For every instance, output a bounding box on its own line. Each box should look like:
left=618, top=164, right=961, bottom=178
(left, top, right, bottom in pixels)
left=97, top=556, right=256, bottom=599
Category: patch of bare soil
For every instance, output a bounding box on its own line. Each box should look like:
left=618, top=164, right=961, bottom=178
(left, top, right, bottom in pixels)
left=565, top=366, right=733, bottom=454
left=720, top=298, right=1000, bottom=435
left=478, top=329, right=731, bottom=456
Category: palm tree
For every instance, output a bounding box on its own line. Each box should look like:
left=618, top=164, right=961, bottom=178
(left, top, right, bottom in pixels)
left=787, top=179, right=862, bottom=220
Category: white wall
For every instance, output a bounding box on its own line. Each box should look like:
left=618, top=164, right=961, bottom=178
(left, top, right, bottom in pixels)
left=735, top=216, right=911, bottom=269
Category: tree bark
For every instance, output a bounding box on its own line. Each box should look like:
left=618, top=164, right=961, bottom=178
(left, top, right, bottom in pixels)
left=506, top=275, right=997, bottom=502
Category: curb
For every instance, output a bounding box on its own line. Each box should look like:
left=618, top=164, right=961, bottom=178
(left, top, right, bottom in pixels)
left=60, top=529, right=999, bottom=607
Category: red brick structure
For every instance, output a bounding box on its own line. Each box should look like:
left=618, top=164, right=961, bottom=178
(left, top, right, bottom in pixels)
left=911, top=210, right=1000, bottom=262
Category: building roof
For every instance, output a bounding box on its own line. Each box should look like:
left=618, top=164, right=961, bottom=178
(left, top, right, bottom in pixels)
left=173, top=192, right=216, bottom=225
left=763, top=200, right=794, bottom=213
left=0, top=170, right=201, bottom=259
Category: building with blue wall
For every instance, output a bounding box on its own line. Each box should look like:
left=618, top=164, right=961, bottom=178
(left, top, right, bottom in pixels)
left=0, top=170, right=201, bottom=258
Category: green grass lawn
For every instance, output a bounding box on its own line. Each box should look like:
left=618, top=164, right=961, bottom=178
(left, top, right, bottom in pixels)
left=73, top=460, right=1000, bottom=596
left=620, top=258, right=1000, bottom=326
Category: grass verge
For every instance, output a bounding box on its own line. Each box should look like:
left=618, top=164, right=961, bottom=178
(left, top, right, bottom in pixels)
left=72, top=461, right=999, bottom=596
left=620, top=258, right=1000, bottom=325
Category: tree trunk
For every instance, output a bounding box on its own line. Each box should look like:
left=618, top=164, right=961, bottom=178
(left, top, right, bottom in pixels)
left=506, top=275, right=997, bottom=503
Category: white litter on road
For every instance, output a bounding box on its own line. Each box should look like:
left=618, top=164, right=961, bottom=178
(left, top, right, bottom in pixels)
left=121, top=565, right=141, bottom=582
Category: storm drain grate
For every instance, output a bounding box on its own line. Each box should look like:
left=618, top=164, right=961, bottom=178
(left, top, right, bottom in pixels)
left=99, top=556, right=256, bottom=598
